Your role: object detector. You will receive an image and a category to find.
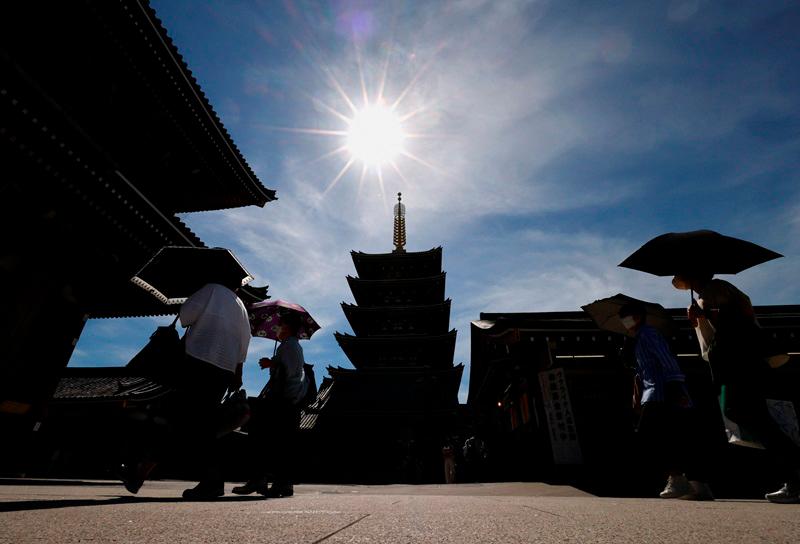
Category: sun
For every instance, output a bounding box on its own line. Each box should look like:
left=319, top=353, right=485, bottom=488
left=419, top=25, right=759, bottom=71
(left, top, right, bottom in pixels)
left=346, top=104, right=405, bottom=166
left=264, top=46, right=441, bottom=202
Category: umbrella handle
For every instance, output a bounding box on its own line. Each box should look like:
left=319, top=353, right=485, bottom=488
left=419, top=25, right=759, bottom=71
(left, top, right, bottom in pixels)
left=273, top=339, right=278, bottom=357
left=170, top=314, right=180, bottom=328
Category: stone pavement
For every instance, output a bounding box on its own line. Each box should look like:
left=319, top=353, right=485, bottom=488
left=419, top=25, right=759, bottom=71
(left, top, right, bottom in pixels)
left=1, top=480, right=798, bottom=543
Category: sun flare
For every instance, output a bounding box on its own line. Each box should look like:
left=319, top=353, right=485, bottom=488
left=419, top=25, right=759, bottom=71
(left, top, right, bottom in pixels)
left=265, top=47, right=441, bottom=202
left=346, top=104, right=405, bottom=166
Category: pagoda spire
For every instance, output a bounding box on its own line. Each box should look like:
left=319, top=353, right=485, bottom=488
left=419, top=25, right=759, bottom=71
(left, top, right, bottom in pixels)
left=393, top=192, right=407, bottom=253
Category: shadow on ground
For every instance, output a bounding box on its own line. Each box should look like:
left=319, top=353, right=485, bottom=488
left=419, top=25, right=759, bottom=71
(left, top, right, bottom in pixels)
left=0, top=494, right=270, bottom=513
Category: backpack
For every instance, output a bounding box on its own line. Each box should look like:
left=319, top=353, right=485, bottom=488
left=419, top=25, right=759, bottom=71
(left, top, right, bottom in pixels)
left=299, top=363, right=318, bottom=408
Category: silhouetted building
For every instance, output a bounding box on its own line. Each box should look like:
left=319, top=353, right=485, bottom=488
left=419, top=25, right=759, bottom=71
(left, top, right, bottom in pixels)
left=1, top=0, right=274, bottom=474
left=301, top=194, right=463, bottom=483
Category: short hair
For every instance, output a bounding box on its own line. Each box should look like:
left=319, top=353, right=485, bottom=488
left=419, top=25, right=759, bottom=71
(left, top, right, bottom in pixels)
left=618, top=302, right=647, bottom=320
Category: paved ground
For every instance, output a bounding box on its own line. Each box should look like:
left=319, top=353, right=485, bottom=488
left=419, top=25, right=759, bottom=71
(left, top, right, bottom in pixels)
left=1, top=480, right=798, bottom=543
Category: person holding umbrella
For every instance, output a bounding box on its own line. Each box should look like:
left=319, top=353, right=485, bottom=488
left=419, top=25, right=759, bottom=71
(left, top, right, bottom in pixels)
left=673, top=273, right=800, bottom=503
left=617, top=302, right=713, bottom=500
left=233, top=304, right=318, bottom=498
left=176, top=274, right=252, bottom=499
left=121, top=273, right=251, bottom=499
left=619, top=229, right=796, bottom=502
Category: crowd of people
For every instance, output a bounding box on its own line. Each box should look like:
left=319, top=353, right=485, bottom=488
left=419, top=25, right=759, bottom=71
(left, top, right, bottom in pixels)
left=118, top=269, right=798, bottom=504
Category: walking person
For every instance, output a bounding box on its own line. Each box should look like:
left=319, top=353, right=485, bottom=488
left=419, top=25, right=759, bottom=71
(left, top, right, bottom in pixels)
left=233, top=311, right=307, bottom=498
left=620, top=302, right=714, bottom=500
left=674, top=273, right=800, bottom=503
left=122, top=276, right=251, bottom=499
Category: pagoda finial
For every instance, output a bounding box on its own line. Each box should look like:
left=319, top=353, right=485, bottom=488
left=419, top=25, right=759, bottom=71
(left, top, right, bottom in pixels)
left=393, top=192, right=406, bottom=253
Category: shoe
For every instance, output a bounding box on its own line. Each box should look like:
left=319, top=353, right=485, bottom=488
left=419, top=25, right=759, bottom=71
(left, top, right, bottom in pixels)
left=265, top=483, right=294, bottom=498
left=678, top=481, right=714, bottom=501
left=765, top=483, right=800, bottom=504
left=659, top=474, right=691, bottom=499
left=120, top=463, right=145, bottom=495
left=232, top=478, right=269, bottom=496
left=182, top=481, right=225, bottom=500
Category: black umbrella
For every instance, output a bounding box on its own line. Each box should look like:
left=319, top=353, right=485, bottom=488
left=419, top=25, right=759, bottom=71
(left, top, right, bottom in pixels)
left=131, top=246, right=254, bottom=304
left=618, top=230, right=782, bottom=276
left=582, top=293, right=674, bottom=338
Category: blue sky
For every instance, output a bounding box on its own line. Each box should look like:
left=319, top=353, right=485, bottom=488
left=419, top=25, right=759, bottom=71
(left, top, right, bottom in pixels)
left=73, top=0, right=800, bottom=402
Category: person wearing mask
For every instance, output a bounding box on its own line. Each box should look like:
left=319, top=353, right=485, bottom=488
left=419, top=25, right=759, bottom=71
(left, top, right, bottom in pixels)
left=674, top=273, right=800, bottom=503
left=620, top=302, right=713, bottom=500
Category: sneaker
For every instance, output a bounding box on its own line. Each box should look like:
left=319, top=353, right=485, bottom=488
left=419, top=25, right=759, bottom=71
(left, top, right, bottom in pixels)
left=232, top=478, right=269, bottom=496
left=678, top=481, right=714, bottom=501
left=659, top=474, right=691, bottom=499
left=765, top=484, right=800, bottom=504
left=182, top=481, right=225, bottom=500
left=265, top=483, right=294, bottom=498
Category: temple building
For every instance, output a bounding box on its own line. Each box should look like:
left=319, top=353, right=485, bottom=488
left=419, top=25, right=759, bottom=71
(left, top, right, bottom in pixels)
left=1, top=1, right=274, bottom=474
left=301, top=195, right=463, bottom=483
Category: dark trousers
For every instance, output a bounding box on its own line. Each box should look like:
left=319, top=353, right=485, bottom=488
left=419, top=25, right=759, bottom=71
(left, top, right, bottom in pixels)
left=638, top=401, right=710, bottom=482
left=724, top=382, right=800, bottom=485
left=246, top=396, right=300, bottom=485
left=171, top=356, right=232, bottom=485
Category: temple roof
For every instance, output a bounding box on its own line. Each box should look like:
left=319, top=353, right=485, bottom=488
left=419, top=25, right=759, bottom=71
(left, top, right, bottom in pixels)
left=351, top=247, right=442, bottom=280
left=2, top=1, right=276, bottom=320
left=334, top=330, right=457, bottom=369
left=299, top=377, right=334, bottom=431
left=2, top=1, right=275, bottom=213
left=342, top=300, right=451, bottom=337
left=52, top=367, right=172, bottom=403
left=347, top=273, right=446, bottom=307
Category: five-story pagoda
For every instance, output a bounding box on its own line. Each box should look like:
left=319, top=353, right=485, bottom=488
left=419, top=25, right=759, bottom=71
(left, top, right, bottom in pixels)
left=305, top=194, right=463, bottom=483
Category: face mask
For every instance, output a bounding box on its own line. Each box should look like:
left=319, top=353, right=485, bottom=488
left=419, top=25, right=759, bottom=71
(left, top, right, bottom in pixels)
left=620, top=316, right=637, bottom=330
left=672, top=276, right=690, bottom=290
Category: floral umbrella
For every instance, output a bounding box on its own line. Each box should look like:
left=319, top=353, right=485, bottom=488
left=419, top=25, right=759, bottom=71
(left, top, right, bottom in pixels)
left=248, top=299, right=320, bottom=340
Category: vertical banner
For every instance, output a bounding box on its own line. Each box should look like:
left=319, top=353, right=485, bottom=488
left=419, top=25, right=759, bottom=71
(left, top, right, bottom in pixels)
left=539, top=368, right=582, bottom=464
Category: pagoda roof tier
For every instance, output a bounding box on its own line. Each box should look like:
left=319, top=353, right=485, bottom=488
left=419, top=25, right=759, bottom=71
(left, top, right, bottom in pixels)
left=347, top=273, right=446, bottom=307
left=350, top=247, right=442, bottom=280
left=317, top=364, right=464, bottom=414
left=334, top=331, right=457, bottom=369
left=342, top=300, right=451, bottom=337
left=301, top=369, right=463, bottom=431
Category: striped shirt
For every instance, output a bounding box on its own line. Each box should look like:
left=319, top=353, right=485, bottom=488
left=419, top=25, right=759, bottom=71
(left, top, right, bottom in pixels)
left=634, top=324, right=685, bottom=404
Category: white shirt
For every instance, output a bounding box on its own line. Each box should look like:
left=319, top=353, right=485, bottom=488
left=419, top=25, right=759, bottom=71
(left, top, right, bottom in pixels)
left=179, top=283, right=251, bottom=373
